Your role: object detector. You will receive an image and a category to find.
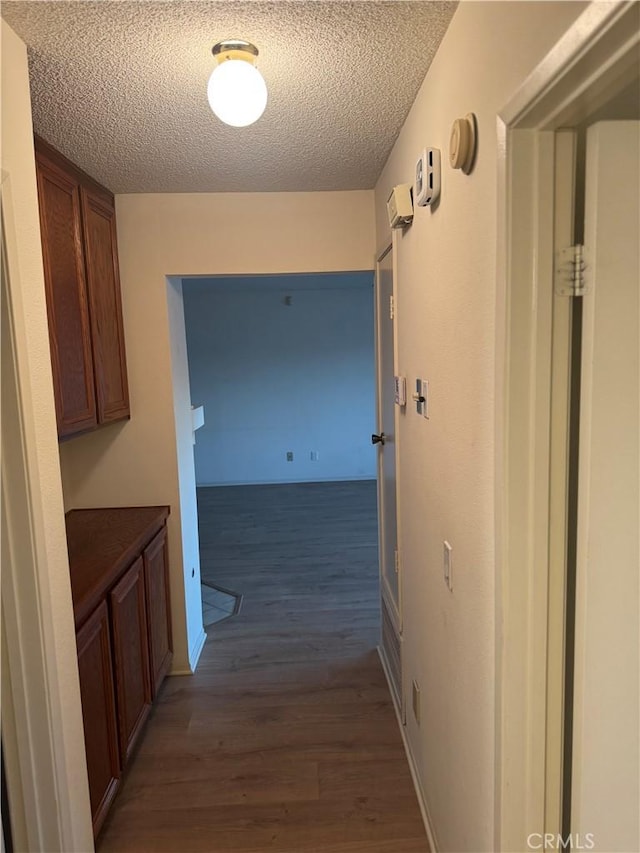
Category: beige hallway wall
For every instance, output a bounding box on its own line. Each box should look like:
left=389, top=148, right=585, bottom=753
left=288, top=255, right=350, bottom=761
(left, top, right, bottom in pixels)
left=374, top=2, right=588, bottom=850
left=59, top=190, right=376, bottom=670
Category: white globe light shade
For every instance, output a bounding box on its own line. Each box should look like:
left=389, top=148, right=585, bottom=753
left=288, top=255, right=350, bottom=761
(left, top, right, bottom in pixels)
left=207, top=60, right=267, bottom=127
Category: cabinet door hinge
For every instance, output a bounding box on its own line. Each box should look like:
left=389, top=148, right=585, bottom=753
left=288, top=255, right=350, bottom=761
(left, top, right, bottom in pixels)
left=555, top=244, right=587, bottom=297
left=389, top=294, right=395, bottom=320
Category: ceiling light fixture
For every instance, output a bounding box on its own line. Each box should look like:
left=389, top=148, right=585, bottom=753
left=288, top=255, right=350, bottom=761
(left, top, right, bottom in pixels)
left=207, top=40, right=267, bottom=128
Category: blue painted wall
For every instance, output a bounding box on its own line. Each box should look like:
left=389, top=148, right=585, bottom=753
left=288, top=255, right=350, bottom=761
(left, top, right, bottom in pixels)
left=183, top=272, right=376, bottom=486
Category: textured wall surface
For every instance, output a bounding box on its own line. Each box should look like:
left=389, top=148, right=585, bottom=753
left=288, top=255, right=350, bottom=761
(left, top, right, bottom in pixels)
left=374, top=2, right=587, bottom=851
left=2, top=0, right=457, bottom=193
left=183, top=273, right=376, bottom=486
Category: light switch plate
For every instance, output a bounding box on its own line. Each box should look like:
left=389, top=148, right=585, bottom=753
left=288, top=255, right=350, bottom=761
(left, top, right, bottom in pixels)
left=414, top=378, right=424, bottom=414
left=420, top=379, right=429, bottom=419
left=415, top=147, right=441, bottom=206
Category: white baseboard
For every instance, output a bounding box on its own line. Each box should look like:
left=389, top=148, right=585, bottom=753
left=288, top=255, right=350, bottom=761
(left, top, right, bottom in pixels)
left=377, top=645, right=439, bottom=853
left=171, top=627, right=207, bottom=675
left=188, top=627, right=207, bottom=671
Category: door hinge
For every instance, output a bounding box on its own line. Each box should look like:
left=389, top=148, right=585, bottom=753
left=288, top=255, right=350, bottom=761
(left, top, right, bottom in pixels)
left=394, top=549, right=400, bottom=574
left=555, top=244, right=586, bottom=296
left=389, top=294, right=395, bottom=320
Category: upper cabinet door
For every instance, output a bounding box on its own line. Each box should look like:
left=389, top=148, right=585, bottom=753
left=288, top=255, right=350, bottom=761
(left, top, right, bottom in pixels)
left=80, top=187, right=130, bottom=424
left=35, top=155, right=98, bottom=437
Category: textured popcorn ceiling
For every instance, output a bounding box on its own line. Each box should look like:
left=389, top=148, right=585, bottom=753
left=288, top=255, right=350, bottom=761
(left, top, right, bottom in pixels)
left=2, top=1, right=457, bottom=193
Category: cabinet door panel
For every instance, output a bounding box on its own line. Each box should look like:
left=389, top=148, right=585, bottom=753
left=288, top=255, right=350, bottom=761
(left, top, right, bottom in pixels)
left=35, top=156, right=97, bottom=437
left=80, top=187, right=130, bottom=424
left=110, top=557, right=151, bottom=764
left=144, top=526, right=173, bottom=697
left=76, top=600, right=120, bottom=836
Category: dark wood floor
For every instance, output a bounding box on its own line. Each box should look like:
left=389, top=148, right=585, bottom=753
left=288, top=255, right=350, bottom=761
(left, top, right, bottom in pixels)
left=98, top=481, right=428, bottom=853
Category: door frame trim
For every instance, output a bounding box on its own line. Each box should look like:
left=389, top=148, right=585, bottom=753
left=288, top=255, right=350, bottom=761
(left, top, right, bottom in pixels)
left=495, top=3, right=640, bottom=850
left=1, top=174, right=94, bottom=851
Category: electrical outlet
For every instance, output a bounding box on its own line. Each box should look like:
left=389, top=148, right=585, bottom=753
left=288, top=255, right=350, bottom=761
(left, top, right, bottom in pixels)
left=286, top=451, right=294, bottom=462
left=443, top=541, right=453, bottom=590
left=412, top=679, right=421, bottom=724
left=310, top=451, right=319, bottom=461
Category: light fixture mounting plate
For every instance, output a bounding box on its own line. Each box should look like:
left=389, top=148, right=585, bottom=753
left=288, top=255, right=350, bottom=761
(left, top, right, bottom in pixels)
left=212, top=40, right=259, bottom=64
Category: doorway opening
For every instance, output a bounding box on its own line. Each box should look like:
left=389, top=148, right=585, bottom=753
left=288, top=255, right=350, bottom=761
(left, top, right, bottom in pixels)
left=179, top=272, right=379, bottom=636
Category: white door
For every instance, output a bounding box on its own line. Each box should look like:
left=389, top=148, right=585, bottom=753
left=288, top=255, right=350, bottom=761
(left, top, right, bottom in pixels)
left=375, top=245, right=400, bottom=620
left=571, top=121, right=639, bottom=852
left=374, top=244, right=402, bottom=708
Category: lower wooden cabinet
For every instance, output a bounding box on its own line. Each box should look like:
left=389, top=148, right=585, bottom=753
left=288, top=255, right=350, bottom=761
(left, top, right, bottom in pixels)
left=67, top=506, right=172, bottom=839
left=76, top=600, right=120, bottom=837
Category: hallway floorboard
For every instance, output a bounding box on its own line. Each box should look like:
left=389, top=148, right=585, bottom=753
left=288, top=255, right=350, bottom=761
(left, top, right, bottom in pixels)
left=98, top=481, right=428, bottom=853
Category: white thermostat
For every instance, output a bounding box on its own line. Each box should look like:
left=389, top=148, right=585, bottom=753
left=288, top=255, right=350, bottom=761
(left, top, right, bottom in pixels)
left=449, top=113, right=477, bottom=174
left=415, top=148, right=441, bottom=207
left=386, top=183, right=414, bottom=229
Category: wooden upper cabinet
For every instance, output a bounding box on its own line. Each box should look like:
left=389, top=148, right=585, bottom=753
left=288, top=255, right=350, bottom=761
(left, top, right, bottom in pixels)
left=80, top=187, right=130, bottom=423
left=34, top=137, right=130, bottom=440
left=35, top=153, right=98, bottom=437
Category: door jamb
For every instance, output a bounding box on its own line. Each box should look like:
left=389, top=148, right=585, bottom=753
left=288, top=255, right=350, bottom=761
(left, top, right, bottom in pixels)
left=495, top=3, right=640, bottom=850
left=1, top=177, right=94, bottom=852
left=374, top=241, right=402, bottom=633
